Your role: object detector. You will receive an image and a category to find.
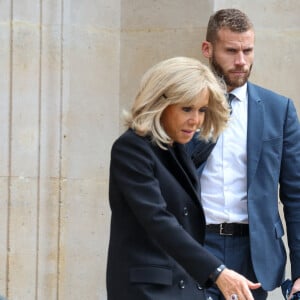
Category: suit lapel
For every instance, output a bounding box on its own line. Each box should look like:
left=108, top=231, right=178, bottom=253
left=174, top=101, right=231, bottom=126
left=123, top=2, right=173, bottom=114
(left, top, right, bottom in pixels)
left=247, top=83, right=264, bottom=189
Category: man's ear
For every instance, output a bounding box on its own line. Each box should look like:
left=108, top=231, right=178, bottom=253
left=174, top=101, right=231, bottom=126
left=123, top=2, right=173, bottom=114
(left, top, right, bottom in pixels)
left=202, top=41, right=213, bottom=58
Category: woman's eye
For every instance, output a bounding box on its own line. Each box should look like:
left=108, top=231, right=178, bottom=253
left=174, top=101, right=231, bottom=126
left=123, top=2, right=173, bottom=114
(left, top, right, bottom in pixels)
left=199, top=107, right=208, bottom=113
left=182, top=107, right=192, bottom=112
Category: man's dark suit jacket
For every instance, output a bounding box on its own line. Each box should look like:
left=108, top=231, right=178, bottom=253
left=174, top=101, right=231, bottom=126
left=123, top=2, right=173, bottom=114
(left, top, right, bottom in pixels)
left=187, top=82, right=300, bottom=291
left=106, top=129, right=221, bottom=300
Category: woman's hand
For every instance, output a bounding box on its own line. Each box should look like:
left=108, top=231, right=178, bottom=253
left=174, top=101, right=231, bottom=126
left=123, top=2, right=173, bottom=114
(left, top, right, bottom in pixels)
left=216, top=268, right=261, bottom=300
left=288, top=278, right=300, bottom=300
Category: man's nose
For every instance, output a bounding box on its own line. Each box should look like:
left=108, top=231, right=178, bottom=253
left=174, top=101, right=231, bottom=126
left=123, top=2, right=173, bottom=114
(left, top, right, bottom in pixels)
left=235, top=52, right=246, bottom=65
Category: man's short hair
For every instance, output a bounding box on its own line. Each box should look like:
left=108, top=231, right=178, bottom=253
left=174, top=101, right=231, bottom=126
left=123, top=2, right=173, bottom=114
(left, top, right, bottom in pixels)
left=206, top=8, right=253, bottom=43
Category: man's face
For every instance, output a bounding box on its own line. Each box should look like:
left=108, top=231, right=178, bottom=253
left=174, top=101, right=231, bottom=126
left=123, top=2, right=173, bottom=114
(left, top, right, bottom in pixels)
left=208, top=28, right=255, bottom=91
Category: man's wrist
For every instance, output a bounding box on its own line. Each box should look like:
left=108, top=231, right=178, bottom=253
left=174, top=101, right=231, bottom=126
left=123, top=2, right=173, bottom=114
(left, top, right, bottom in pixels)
left=209, top=264, right=226, bottom=282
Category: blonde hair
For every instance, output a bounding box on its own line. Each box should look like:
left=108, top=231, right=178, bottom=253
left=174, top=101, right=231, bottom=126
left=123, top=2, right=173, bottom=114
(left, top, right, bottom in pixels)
left=124, top=56, right=229, bottom=148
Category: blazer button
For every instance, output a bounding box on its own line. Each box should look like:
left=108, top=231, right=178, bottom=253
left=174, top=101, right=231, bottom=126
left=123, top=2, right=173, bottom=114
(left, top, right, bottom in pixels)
left=183, top=207, right=189, bottom=216
left=178, top=279, right=185, bottom=289
left=196, top=282, right=203, bottom=290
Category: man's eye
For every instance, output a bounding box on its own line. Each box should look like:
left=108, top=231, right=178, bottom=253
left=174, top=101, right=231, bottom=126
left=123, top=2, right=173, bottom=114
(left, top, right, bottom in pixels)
left=227, top=49, right=236, bottom=53
left=244, top=49, right=252, bottom=55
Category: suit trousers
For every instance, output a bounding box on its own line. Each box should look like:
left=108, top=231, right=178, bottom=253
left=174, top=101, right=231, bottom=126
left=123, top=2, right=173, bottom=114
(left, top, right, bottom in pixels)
left=204, top=232, right=268, bottom=300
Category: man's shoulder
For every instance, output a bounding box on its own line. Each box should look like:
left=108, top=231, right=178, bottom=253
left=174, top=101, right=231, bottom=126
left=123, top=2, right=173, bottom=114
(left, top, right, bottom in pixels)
left=247, top=82, right=289, bottom=101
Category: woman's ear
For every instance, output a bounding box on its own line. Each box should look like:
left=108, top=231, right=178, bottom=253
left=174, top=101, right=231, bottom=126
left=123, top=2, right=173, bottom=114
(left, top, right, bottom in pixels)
left=202, top=41, right=213, bottom=58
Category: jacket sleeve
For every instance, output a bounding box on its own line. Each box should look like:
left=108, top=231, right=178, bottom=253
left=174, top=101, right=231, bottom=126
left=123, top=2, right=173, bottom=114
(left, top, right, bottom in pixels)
left=280, top=99, right=300, bottom=280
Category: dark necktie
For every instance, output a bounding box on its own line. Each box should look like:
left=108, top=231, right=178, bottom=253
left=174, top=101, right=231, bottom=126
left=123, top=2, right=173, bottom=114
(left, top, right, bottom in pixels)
left=227, top=93, right=235, bottom=114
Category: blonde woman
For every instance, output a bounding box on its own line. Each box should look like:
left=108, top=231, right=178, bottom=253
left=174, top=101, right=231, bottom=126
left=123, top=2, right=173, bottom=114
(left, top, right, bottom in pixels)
left=106, top=57, right=260, bottom=300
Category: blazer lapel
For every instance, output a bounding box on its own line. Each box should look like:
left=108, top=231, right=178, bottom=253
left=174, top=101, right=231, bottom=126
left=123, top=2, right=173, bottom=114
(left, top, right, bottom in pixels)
left=247, top=83, right=264, bottom=189
left=186, top=133, right=216, bottom=169
left=167, top=144, right=202, bottom=205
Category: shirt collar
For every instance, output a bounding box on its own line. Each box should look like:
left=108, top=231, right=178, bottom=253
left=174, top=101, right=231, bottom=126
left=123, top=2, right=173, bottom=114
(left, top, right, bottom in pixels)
left=229, top=83, right=248, bottom=102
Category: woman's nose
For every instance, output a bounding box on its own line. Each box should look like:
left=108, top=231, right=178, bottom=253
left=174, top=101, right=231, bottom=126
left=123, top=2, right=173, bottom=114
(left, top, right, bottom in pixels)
left=189, top=112, right=203, bottom=126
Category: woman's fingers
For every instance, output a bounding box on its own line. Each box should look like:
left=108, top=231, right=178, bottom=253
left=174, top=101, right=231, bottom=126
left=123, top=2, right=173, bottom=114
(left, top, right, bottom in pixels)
left=216, top=268, right=261, bottom=300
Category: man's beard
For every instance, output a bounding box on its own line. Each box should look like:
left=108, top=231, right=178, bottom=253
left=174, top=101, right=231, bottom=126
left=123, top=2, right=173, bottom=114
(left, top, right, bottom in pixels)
left=210, top=53, right=252, bottom=89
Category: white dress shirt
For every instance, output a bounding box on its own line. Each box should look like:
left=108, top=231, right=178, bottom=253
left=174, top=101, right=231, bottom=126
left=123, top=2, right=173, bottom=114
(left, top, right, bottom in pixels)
left=200, top=83, right=248, bottom=224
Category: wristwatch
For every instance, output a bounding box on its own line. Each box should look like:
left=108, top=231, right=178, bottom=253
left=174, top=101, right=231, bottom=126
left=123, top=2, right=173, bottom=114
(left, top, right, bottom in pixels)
left=209, top=264, right=226, bottom=282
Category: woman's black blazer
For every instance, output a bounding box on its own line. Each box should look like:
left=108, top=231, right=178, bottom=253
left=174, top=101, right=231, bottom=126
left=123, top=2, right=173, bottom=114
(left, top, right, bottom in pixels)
left=106, top=129, right=221, bottom=300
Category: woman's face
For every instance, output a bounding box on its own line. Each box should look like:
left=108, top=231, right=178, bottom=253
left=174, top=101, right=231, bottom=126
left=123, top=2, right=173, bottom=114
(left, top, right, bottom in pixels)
left=160, top=88, right=209, bottom=144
